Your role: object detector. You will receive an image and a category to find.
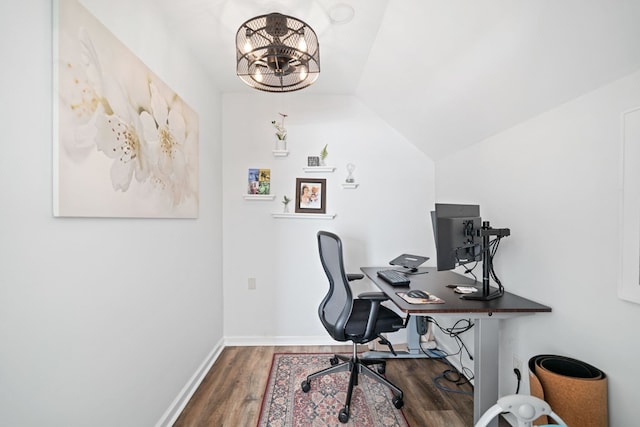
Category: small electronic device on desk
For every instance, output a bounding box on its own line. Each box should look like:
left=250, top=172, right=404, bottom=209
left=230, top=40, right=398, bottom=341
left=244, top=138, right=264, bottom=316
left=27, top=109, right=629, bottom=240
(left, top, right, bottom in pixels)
left=407, top=289, right=429, bottom=299
left=454, top=286, right=478, bottom=294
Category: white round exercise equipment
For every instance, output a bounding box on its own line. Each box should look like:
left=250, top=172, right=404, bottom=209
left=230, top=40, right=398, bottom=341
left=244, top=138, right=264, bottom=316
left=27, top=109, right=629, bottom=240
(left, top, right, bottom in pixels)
left=474, top=394, right=567, bottom=427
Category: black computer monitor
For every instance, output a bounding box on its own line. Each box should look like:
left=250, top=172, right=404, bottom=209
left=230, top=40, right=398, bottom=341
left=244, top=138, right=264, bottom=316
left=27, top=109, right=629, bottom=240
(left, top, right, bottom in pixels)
left=431, top=203, right=482, bottom=271
left=431, top=203, right=510, bottom=301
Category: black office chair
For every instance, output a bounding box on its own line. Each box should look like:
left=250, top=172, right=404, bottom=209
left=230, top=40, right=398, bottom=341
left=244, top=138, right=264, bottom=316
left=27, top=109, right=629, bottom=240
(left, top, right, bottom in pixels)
left=301, top=231, right=405, bottom=423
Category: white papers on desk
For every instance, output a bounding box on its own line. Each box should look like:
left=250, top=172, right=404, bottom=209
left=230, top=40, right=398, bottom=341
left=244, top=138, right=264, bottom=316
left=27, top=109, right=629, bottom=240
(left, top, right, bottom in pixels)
left=454, top=286, right=478, bottom=294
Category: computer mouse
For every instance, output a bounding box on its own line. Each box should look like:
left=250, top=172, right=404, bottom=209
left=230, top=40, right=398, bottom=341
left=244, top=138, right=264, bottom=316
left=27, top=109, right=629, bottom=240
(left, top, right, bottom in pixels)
left=407, top=289, right=430, bottom=299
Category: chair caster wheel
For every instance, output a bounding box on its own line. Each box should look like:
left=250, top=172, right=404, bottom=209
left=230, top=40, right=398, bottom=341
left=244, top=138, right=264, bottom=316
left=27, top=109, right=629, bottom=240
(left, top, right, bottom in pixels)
left=301, top=380, right=311, bottom=393
left=377, top=363, right=386, bottom=374
left=330, top=356, right=339, bottom=366
left=392, top=395, right=404, bottom=409
left=338, top=408, right=349, bottom=423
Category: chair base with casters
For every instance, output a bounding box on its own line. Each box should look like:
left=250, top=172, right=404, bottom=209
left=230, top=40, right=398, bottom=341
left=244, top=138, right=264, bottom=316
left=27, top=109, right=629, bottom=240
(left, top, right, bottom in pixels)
left=301, top=340, right=404, bottom=424
left=474, top=394, right=567, bottom=427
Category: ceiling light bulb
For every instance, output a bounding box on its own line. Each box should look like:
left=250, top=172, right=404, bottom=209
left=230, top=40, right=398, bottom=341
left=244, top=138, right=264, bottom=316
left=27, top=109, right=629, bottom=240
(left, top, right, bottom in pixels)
left=299, top=65, right=308, bottom=80
left=297, top=28, right=308, bottom=52
left=254, top=68, right=263, bottom=82
left=243, top=40, right=252, bottom=53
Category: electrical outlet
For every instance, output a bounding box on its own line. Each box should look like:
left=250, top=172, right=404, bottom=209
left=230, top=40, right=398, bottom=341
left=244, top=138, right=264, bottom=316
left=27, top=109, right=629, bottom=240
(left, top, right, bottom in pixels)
left=513, top=354, right=522, bottom=372
left=248, top=278, right=256, bottom=290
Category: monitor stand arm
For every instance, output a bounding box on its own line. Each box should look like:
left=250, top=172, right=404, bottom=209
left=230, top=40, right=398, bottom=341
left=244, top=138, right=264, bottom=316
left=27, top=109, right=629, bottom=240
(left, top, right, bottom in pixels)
left=462, top=221, right=510, bottom=301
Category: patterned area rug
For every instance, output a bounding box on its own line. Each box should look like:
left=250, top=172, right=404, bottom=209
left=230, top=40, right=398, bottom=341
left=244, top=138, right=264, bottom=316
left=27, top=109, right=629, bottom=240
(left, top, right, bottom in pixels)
left=257, top=353, right=409, bottom=427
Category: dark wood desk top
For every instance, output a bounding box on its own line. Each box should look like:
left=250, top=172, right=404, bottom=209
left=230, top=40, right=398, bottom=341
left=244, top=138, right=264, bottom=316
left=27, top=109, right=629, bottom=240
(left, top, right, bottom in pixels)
left=361, top=267, right=552, bottom=315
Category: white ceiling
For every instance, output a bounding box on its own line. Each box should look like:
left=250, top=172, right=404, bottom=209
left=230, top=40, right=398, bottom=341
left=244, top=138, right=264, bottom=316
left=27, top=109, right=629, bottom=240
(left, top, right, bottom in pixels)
left=153, top=0, right=640, bottom=159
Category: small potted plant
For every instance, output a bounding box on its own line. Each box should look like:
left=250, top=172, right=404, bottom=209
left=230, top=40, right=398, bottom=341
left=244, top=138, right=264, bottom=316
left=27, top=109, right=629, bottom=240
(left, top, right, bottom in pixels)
left=282, top=195, right=291, bottom=213
left=320, top=144, right=328, bottom=166
left=271, top=113, right=288, bottom=151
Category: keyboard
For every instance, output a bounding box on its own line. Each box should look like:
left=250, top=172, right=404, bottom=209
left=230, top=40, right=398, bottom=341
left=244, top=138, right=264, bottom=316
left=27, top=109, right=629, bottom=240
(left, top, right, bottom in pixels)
left=377, top=269, right=410, bottom=286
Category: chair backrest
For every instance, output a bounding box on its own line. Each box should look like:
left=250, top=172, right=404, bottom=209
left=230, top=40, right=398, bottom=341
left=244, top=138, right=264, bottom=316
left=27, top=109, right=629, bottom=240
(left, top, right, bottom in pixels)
left=317, top=231, right=354, bottom=342
left=474, top=394, right=568, bottom=427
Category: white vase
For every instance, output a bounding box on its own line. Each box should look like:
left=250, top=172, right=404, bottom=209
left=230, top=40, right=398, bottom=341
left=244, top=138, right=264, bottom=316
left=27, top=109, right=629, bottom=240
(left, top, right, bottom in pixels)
left=275, top=139, right=287, bottom=151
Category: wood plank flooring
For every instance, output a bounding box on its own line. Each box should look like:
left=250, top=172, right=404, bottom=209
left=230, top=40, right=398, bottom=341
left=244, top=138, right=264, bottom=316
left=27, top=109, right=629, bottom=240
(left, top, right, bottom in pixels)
left=174, top=345, right=506, bottom=427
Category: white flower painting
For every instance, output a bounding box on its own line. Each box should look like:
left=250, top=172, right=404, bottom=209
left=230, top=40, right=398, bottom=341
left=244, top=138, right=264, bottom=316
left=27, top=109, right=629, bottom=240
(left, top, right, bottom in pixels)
left=53, top=0, right=199, bottom=218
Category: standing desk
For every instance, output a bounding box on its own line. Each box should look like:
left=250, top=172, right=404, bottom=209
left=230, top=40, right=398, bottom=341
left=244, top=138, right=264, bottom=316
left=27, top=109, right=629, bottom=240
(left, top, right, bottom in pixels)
left=361, top=267, right=551, bottom=427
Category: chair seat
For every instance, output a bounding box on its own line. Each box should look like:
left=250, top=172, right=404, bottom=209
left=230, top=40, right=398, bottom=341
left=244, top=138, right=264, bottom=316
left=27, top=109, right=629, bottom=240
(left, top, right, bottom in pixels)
left=345, top=300, right=402, bottom=341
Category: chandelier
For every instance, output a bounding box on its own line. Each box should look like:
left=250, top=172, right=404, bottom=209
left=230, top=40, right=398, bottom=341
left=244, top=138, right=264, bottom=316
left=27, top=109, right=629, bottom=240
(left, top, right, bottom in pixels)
left=236, top=12, right=320, bottom=92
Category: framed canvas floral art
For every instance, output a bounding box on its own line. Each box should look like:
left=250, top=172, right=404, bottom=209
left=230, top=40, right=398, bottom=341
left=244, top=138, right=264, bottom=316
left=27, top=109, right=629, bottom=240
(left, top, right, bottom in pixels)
left=53, top=0, right=199, bottom=218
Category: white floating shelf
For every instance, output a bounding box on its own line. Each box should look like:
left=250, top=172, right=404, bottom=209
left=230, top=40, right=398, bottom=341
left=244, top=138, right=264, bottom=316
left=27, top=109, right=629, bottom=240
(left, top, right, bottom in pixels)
left=303, top=166, right=335, bottom=173
left=272, top=212, right=336, bottom=219
left=272, top=150, right=289, bottom=157
left=243, top=194, right=276, bottom=200
left=341, top=183, right=359, bottom=189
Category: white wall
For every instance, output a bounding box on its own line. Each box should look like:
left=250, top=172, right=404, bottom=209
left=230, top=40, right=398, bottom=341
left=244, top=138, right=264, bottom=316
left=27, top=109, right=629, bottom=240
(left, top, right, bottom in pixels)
left=0, top=1, right=223, bottom=426
left=6, top=0, right=638, bottom=425
left=435, top=70, right=640, bottom=425
left=222, top=93, right=435, bottom=343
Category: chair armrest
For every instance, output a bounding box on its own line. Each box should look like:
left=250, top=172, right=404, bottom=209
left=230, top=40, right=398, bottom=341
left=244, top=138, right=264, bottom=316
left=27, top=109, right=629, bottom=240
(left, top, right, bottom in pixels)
left=357, top=291, right=389, bottom=301
left=347, top=273, right=364, bottom=281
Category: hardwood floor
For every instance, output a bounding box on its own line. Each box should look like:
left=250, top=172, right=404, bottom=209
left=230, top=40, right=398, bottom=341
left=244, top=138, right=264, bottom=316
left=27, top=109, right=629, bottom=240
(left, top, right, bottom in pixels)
left=174, top=345, right=506, bottom=427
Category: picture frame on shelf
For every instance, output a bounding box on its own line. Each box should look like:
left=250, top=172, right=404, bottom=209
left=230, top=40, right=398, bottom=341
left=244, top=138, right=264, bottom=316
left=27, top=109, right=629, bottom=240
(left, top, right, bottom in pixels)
left=307, top=156, right=320, bottom=167
left=295, top=178, right=327, bottom=214
left=248, top=168, right=270, bottom=195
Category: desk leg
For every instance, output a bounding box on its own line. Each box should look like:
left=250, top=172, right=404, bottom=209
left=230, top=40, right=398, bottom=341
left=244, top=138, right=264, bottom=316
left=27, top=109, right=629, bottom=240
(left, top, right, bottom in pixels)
left=406, top=315, right=422, bottom=354
left=474, top=317, right=500, bottom=427
left=362, top=316, right=426, bottom=359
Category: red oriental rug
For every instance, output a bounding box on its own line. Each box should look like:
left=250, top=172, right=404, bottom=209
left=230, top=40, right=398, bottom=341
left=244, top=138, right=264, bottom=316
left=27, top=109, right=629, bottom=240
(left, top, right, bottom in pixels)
left=257, top=353, right=409, bottom=427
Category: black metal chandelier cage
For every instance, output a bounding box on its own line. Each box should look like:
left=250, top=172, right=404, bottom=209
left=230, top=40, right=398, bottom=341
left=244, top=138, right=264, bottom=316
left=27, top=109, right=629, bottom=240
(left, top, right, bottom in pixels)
left=236, top=12, right=320, bottom=92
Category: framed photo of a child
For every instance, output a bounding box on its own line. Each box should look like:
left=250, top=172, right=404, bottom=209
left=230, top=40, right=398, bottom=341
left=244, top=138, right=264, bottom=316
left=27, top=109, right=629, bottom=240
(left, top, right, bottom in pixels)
left=295, top=178, right=326, bottom=214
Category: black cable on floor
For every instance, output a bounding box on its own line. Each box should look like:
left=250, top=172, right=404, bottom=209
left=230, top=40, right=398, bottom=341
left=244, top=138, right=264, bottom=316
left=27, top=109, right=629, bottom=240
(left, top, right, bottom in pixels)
left=422, top=317, right=475, bottom=396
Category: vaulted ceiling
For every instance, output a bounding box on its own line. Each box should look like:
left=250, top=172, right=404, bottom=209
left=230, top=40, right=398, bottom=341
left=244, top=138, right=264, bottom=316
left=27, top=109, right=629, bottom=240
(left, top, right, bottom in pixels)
left=153, top=0, right=640, bottom=159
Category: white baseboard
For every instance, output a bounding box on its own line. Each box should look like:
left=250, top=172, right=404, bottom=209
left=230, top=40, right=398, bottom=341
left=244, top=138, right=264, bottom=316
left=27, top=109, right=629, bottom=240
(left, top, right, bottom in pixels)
left=224, top=335, right=340, bottom=346
left=155, top=338, right=224, bottom=427
left=223, top=334, right=411, bottom=347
